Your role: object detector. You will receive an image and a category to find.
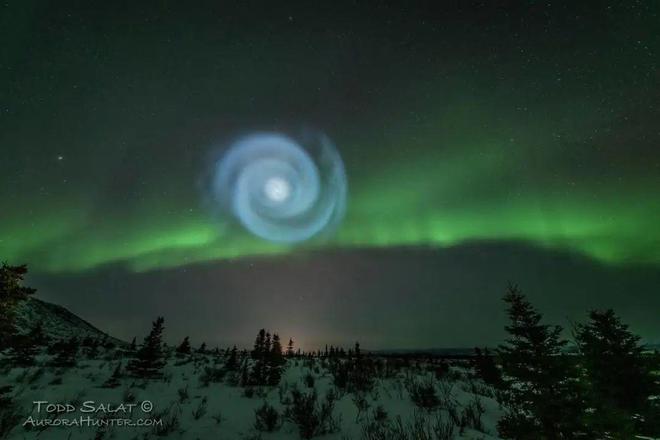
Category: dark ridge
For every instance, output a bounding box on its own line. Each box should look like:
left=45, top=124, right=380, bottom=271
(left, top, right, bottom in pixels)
left=14, top=297, right=127, bottom=346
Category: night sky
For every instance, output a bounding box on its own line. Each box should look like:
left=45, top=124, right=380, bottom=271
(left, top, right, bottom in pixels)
left=1, top=2, right=659, bottom=349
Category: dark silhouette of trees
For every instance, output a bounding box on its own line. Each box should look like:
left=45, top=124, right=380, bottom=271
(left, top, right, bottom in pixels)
left=0, top=263, right=36, bottom=351
left=286, top=338, right=295, bottom=357
left=268, top=333, right=285, bottom=385
left=103, top=362, right=123, bottom=388
left=249, top=329, right=285, bottom=386
left=176, top=336, right=191, bottom=357
left=575, top=309, right=658, bottom=437
left=224, top=345, right=239, bottom=372
left=497, top=284, right=583, bottom=439
left=197, top=342, right=207, bottom=354
left=473, top=347, right=502, bottom=387
left=251, top=329, right=269, bottom=384
left=254, top=401, right=280, bottom=432
left=329, top=340, right=374, bottom=393
left=127, top=317, right=166, bottom=379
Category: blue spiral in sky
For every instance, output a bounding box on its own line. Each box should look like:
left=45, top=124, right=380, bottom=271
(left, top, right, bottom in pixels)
left=209, top=131, right=347, bottom=243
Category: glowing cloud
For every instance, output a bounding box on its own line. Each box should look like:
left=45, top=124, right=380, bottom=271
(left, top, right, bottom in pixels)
left=206, top=131, right=347, bottom=243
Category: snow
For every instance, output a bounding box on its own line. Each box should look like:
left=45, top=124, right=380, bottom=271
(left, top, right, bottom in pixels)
left=1, top=352, right=505, bottom=439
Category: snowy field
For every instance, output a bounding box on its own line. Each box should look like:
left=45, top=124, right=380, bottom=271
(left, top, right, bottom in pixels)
left=1, top=352, right=503, bottom=440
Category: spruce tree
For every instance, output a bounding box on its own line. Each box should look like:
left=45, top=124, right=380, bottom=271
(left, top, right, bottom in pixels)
left=473, top=347, right=502, bottom=387
left=497, top=284, right=583, bottom=439
left=0, top=263, right=36, bottom=351
left=286, top=338, right=295, bottom=357
left=575, top=309, right=656, bottom=436
left=103, top=362, right=123, bottom=388
left=271, top=334, right=285, bottom=366
left=225, top=345, right=239, bottom=372
left=268, top=333, right=285, bottom=385
left=264, top=332, right=272, bottom=359
left=250, top=329, right=268, bottom=384
left=252, top=329, right=266, bottom=360
left=127, top=317, right=166, bottom=379
left=176, top=336, right=191, bottom=357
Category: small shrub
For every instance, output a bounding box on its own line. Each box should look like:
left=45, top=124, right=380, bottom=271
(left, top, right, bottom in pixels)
left=212, top=410, right=223, bottom=425
left=199, top=366, right=226, bottom=386
left=408, top=379, right=440, bottom=410
left=254, top=402, right=279, bottom=432
left=284, top=388, right=339, bottom=439
left=373, top=405, right=388, bottom=423
left=361, top=412, right=455, bottom=440
left=177, top=385, right=189, bottom=403
left=353, top=393, right=370, bottom=422
left=151, top=403, right=181, bottom=437
left=460, top=396, right=485, bottom=432
left=122, top=387, right=137, bottom=403
left=192, top=397, right=207, bottom=420
left=304, top=372, right=315, bottom=388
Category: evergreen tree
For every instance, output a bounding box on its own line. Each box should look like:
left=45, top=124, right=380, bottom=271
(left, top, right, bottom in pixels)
left=268, top=333, right=285, bottom=385
left=286, top=338, right=295, bottom=357
left=176, top=336, right=192, bottom=356
left=240, top=358, right=250, bottom=386
left=251, top=329, right=269, bottom=384
left=127, top=317, right=166, bottom=379
left=265, top=332, right=272, bottom=352
left=497, top=285, right=583, bottom=439
left=249, top=329, right=287, bottom=386
left=197, top=342, right=207, bottom=354
left=252, top=329, right=267, bottom=359
left=575, top=309, right=657, bottom=436
left=129, top=337, right=137, bottom=352
left=271, top=334, right=285, bottom=366
left=473, top=347, right=502, bottom=387
left=103, top=362, right=123, bottom=388
left=0, top=263, right=36, bottom=351
left=225, top=345, right=239, bottom=372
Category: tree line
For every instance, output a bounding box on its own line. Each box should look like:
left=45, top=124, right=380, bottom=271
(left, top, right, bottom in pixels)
left=1, top=263, right=659, bottom=438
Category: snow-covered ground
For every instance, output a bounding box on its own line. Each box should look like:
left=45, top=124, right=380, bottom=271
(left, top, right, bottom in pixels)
left=1, top=352, right=504, bottom=440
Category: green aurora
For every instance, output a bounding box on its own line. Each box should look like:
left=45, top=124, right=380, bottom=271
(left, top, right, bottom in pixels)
left=1, top=2, right=659, bottom=274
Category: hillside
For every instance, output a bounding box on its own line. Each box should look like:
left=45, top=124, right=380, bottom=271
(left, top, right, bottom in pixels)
left=13, top=297, right=126, bottom=346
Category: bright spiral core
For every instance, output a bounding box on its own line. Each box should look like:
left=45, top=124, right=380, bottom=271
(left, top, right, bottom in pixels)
left=263, top=177, right=291, bottom=203
left=210, top=131, right=347, bottom=243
